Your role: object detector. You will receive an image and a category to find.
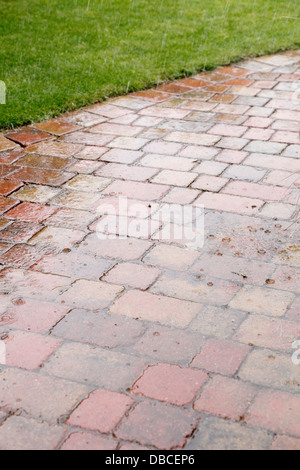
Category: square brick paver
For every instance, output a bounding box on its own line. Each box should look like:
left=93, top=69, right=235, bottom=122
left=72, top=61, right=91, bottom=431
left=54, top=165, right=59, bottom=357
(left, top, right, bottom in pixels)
left=68, top=389, right=134, bottom=433
left=194, top=376, right=256, bottom=421
left=116, top=401, right=198, bottom=449
left=190, top=339, right=250, bottom=375
left=131, top=363, right=208, bottom=405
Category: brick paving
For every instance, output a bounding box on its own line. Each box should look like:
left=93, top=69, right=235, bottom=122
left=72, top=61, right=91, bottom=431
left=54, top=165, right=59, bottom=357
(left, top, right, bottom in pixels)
left=0, top=50, right=299, bottom=450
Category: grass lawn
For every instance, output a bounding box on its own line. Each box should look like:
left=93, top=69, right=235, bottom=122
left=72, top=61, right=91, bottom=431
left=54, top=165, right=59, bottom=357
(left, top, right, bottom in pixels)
left=0, top=0, right=299, bottom=129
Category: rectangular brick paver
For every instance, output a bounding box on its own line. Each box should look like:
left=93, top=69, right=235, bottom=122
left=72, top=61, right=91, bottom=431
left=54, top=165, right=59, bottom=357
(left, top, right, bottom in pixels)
left=0, top=416, right=66, bottom=451
left=195, top=192, right=264, bottom=215
left=51, top=309, right=145, bottom=349
left=42, top=342, right=148, bottom=391
left=187, top=416, right=273, bottom=450
left=238, top=349, right=300, bottom=394
left=67, top=389, right=134, bottom=433
left=0, top=368, right=88, bottom=422
left=116, top=401, right=198, bottom=450
left=245, top=390, right=300, bottom=438
left=59, top=279, right=124, bottom=309
left=194, top=376, right=256, bottom=421
left=110, top=290, right=200, bottom=328
left=190, top=338, right=250, bottom=376
left=131, top=363, right=208, bottom=406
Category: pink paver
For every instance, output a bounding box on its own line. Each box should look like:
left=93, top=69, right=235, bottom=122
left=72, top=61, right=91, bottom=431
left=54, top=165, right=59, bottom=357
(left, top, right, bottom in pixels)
left=68, top=389, right=134, bottom=433
left=0, top=50, right=299, bottom=450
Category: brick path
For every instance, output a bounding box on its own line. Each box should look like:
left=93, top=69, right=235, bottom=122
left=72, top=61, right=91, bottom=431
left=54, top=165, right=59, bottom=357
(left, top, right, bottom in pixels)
left=0, top=50, right=299, bottom=450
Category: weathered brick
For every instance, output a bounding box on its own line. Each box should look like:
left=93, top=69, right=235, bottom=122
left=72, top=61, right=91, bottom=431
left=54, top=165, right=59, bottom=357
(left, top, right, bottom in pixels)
left=0, top=299, right=69, bottom=332
left=139, top=154, right=196, bottom=171
left=29, top=227, right=84, bottom=252
left=51, top=189, right=102, bottom=210
left=0, top=196, right=18, bottom=215
left=68, top=159, right=103, bottom=174
left=287, top=297, right=300, bottom=322
left=144, top=244, right=198, bottom=271
left=61, top=131, right=113, bottom=147
left=271, top=436, right=300, bottom=451
left=164, top=131, right=220, bottom=146
left=192, top=175, right=228, bottom=192
left=101, top=149, right=143, bottom=164
left=244, top=117, right=273, bottom=128
left=151, top=272, right=239, bottom=305
left=229, top=286, right=295, bottom=316
left=0, top=368, right=88, bottom=422
left=68, top=389, right=134, bottom=433
left=208, top=124, right=246, bottom=137
left=42, top=342, right=147, bottom=390
left=151, top=169, right=198, bottom=187
left=52, top=309, right=145, bottom=348
left=5, top=128, right=51, bottom=146
left=243, top=128, right=274, bottom=141
left=238, top=349, right=300, bottom=393
left=186, top=416, right=272, bottom=450
left=91, top=122, right=142, bottom=136
left=10, top=167, right=74, bottom=187
left=6, top=202, right=57, bottom=222
left=191, top=254, right=275, bottom=286
left=116, top=401, right=198, bottom=450
left=244, top=141, right=286, bottom=154
left=0, top=180, right=22, bottom=196
left=195, top=192, right=263, bottom=215
left=245, top=390, right=300, bottom=437
left=63, top=174, right=111, bottom=192
left=140, top=106, right=190, bottom=120
left=0, top=244, right=45, bottom=269
left=45, top=208, right=97, bottom=230
left=190, top=338, right=250, bottom=375
left=223, top=181, right=289, bottom=202
left=95, top=163, right=158, bottom=182
left=194, top=160, right=227, bottom=176
left=132, top=363, right=208, bottom=405
left=234, top=315, right=300, bottom=351
left=0, top=416, right=66, bottom=451
left=216, top=149, right=248, bottom=164
left=102, top=180, right=169, bottom=200
left=9, top=184, right=60, bottom=204
left=33, top=251, right=113, bottom=281
left=0, top=267, right=71, bottom=301
left=194, top=376, right=256, bottom=421
left=77, top=233, right=152, bottom=260
left=0, top=135, right=19, bottom=152
left=34, top=119, right=80, bottom=136
left=259, top=202, right=297, bottom=220
left=180, top=145, right=219, bottom=160
left=270, top=266, right=300, bottom=293
left=143, top=141, right=183, bottom=155
left=132, top=325, right=205, bottom=363
left=108, top=136, right=148, bottom=150
left=16, top=154, right=72, bottom=170
left=102, top=262, right=161, bottom=290
left=110, top=290, right=200, bottom=328
left=189, top=305, right=246, bottom=339
left=59, top=279, right=123, bottom=309
left=60, top=432, right=117, bottom=450
left=3, top=330, right=61, bottom=371
left=0, top=221, right=42, bottom=243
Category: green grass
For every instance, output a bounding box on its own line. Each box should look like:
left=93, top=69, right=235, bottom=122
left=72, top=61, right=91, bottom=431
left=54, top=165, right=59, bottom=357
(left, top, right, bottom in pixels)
left=0, top=0, right=299, bottom=129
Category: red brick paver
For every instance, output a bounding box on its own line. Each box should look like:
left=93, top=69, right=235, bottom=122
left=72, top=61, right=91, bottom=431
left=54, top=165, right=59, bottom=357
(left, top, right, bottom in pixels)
left=0, top=50, right=299, bottom=450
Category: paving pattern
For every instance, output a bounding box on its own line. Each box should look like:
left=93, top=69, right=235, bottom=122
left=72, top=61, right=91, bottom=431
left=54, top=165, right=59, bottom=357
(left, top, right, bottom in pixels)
left=0, top=50, right=300, bottom=450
